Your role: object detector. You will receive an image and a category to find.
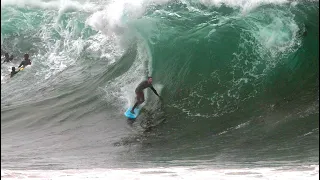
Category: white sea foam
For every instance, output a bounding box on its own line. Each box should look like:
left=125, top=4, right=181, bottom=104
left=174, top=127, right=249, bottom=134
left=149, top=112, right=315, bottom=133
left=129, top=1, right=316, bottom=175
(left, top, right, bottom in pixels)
left=1, top=165, right=319, bottom=180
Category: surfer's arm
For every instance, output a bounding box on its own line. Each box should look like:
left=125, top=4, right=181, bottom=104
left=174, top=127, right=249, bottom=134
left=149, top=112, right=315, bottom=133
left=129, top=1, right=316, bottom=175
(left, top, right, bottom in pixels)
left=18, top=62, right=23, bottom=68
left=150, top=86, right=160, bottom=97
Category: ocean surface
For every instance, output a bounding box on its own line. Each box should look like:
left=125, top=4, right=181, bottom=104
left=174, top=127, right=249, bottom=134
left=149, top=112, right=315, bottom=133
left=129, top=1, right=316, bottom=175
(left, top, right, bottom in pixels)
left=1, top=0, right=319, bottom=179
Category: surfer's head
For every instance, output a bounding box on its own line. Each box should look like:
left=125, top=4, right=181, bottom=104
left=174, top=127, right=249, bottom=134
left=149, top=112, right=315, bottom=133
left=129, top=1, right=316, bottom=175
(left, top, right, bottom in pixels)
left=24, top=54, right=29, bottom=59
left=147, top=76, right=152, bottom=84
left=12, top=67, right=15, bottom=71
left=5, top=53, right=9, bottom=58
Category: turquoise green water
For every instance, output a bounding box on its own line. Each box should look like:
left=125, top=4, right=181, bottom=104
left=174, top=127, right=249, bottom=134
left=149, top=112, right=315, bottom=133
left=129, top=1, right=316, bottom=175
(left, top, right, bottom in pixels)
left=1, top=0, right=318, bottom=171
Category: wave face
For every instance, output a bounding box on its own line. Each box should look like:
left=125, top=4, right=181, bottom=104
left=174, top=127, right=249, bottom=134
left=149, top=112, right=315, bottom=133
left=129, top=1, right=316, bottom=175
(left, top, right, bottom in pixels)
left=1, top=0, right=319, bottom=173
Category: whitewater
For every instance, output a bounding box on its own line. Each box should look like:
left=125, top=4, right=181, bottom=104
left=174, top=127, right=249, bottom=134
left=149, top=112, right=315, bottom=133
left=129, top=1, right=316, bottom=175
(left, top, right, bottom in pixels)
left=1, top=0, right=319, bottom=179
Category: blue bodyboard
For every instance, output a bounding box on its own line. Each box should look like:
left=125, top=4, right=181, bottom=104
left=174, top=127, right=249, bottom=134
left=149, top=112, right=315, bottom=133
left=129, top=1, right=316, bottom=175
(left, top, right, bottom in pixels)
left=124, top=107, right=140, bottom=119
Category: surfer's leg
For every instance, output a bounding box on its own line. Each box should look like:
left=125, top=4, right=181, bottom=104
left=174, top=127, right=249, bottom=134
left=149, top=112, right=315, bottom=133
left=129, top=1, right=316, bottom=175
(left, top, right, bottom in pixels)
left=131, top=91, right=143, bottom=113
left=131, top=102, right=139, bottom=114
left=141, top=92, right=145, bottom=103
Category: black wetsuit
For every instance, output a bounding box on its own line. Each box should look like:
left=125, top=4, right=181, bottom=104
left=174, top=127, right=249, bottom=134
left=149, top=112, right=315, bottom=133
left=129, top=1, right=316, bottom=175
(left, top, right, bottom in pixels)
left=18, top=59, right=31, bottom=68
left=135, top=80, right=159, bottom=95
left=3, top=57, right=12, bottom=63
left=131, top=80, right=160, bottom=113
left=10, top=70, right=19, bottom=78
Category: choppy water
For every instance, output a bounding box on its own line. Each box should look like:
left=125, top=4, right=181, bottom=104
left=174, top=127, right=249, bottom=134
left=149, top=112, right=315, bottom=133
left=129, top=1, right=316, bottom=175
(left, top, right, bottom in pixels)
left=1, top=0, right=319, bottom=179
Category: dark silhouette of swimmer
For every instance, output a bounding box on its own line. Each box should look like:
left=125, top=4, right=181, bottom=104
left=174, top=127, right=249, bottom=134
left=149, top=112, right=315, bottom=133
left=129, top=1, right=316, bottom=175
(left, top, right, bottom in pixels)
left=3, top=53, right=13, bottom=63
left=18, top=54, right=31, bottom=68
left=10, top=67, right=20, bottom=78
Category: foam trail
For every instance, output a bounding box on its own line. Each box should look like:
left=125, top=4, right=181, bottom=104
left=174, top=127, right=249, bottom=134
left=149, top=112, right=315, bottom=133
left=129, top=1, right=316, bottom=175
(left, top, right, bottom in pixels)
left=1, top=165, right=319, bottom=180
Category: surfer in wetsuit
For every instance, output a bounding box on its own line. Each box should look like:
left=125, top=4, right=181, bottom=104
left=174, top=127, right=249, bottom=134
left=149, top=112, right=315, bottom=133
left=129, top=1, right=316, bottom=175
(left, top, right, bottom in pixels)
left=18, top=54, right=31, bottom=68
left=3, top=53, right=13, bottom=63
left=131, top=77, right=161, bottom=114
left=10, top=67, right=20, bottom=78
